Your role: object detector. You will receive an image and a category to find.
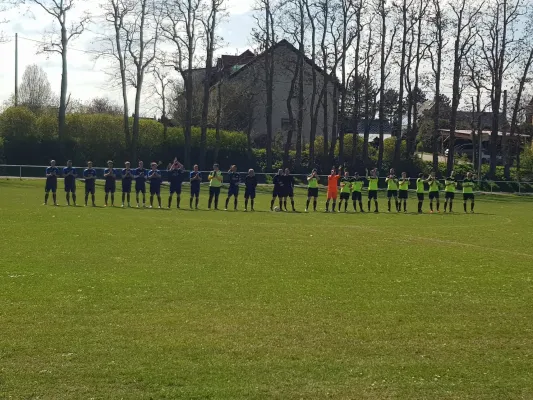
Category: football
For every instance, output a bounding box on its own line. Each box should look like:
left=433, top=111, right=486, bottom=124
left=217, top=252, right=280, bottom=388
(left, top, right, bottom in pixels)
left=274, top=206, right=280, bottom=212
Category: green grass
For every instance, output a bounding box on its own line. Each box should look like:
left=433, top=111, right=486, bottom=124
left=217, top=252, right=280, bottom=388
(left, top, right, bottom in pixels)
left=1, top=179, right=533, bottom=399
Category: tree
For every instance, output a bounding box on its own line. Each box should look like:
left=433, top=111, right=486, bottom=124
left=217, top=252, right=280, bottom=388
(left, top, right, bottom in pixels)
left=427, top=0, right=446, bottom=172
left=445, top=0, right=483, bottom=174
left=24, top=0, right=90, bottom=140
left=85, top=96, right=123, bottom=115
left=479, top=0, right=526, bottom=177
left=199, top=0, right=224, bottom=169
left=252, top=0, right=276, bottom=170
left=99, top=0, right=135, bottom=151
left=162, top=0, right=203, bottom=168
left=1, top=0, right=11, bottom=43
left=18, top=64, right=53, bottom=112
left=124, top=0, right=160, bottom=161
left=376, top=0, right=397, bottom=170
left=151, top=63, right=173, bottom=139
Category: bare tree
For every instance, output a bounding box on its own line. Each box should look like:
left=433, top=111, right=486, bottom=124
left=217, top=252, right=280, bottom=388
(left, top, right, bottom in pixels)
left=376, top=0, right=397, bottom=169
left=199, top=0, right=224, bottom=169
left=151, top=63, right=173, bottom=139
left=445, top=0, right=484, bottom=174
left=252, top=0, right=276, bottom=170
left=85, top=96, right=123, bottom=114
left=349, top=0, right=364, bottom=167
left=99, top=0, right=135, bottom=150
left=1, top=0, right=11, bottom=43
left=124, top=0, right=160, bottom=161
left=18, top=64, right=53, bottom=112
left=479, top=0, right=526, bottom=177
left=24, top=0, right=90, bottom=139
left=392, top=0, right=415, bottom=166
left=427, top=0, right=445, bottom=172
left=161, top=0, right=202, bottom=168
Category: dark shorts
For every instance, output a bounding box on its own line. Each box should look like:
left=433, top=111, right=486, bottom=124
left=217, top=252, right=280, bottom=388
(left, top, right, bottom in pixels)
left=352, top=191, right=362, bottom=201
left=399, top=190, right=408, bottom=199
left=307, top=188, right=319, bottom=198
left=272, top=187, right=283, bottom=198
left=285, top=188, right=294, bottom=198
left=340, top=192, right=350, bottom=201
left=122, top=181, right=132, bottom=193
left=368, top=190, right=378, bottom=200
left=170, top=184, right=182, bottom=195
left=135, top=182, right=146, bottom=193
left=245, top=188, right=256, bottom=199
left=417, top=193, right=424, bottom=201
left=190, top=185, right=200, bottom=197
left=387, top=190, right=398, bottom=198
left=85, top=183, right=95, bottom=195
left=463, top=193, right=474, bottom=201
left=209, top=186, right=221, bottom=196
left=429, top=191, right=439, bottom=200
left=445, top=192, right=455, bottom=200
left=45, top=179, right=57, bottom=193
left=64, top=181, right=76, bottom=193
left=150, top=185, right=161, bottom=195
left=105, top=183, right=116, bottom=193
left=228, top=185, right=239, bottom=197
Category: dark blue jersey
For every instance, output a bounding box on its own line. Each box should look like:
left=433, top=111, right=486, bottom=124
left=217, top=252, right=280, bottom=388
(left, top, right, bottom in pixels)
left=83, top=168, right=97, bottom=183
left=122, top=168, right=134, bottom=182
left=134, top=168, right=147, bottom=184
left=46, top=167, right=59, bottom=181
left=148, top=169, right=162, bottom=186
left=282, top=175, right=295, bottom=189
left=228, top=172, right=241, bottom=187
left=273, top=174, right=284, bottom=189
left=245, top=175, right=257, bottom=189
left=63, top=167, right=77, bottom=184
left=168, top=168, right=184, bottom=186
left=190, top=171, right=201, bottom=189
left=104, top=168, right=118, bottom=184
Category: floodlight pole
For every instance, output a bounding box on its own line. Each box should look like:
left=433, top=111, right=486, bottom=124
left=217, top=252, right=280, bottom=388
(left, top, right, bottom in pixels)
left=15, top=33, right=19, bottom=106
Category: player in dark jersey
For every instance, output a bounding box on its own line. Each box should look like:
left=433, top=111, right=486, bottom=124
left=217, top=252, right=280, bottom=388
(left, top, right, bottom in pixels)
left=351, top=172, right=365, bottom=212
left=121, top=161, right=134, bottom=207
left=270, top=169, right=285, bottom=211
left=83, top=161, right=97, bottom=207
left=44, top=160, right=59, bottom=206
left=148, top=162, right=162, bottom=208
left=282, top=168, right=296, bottom=212
left=167, top=158, right=184, bottom=209
left=225, top=165, right=241, bottom=211
left=63, top=160, right=77, bottom=206
left=244, top=169, right=257, bottom=212
left=134, top=161, right=147, bottom=208
left=462, top=172, right=476, bottom=213
left=104, top=160, right=118, bottom=207
left=189, top=164, right=202, bottom=209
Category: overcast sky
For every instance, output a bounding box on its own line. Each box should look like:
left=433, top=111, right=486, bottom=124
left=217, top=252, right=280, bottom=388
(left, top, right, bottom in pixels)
left=0, top=0, right=256, bottom=115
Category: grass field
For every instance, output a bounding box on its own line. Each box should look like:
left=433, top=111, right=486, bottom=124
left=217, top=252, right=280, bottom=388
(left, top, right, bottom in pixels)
left=1, top=179, right=533, bottom=399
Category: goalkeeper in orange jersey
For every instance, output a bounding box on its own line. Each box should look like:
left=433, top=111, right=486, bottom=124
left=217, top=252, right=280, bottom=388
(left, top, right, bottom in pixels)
left=325, top=166, right=342, bottom=212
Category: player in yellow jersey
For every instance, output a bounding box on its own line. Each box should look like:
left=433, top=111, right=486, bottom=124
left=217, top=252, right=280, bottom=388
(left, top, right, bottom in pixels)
left=398, top=172, right=409, bottom=212
left=444, top=171, right=458, bottom=212
left=462, top=172, right=476, bottom=213
left=366, top=168, right=379, bottom=213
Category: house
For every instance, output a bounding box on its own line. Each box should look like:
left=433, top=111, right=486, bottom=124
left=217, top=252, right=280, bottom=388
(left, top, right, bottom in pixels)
left=525, top=97, right=533, bottom=124
left=210, top=40, right=338, bottom=144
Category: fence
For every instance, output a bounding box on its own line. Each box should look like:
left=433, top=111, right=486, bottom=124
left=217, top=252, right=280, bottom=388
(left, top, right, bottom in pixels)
left=1, top=164, right=533, bottom=195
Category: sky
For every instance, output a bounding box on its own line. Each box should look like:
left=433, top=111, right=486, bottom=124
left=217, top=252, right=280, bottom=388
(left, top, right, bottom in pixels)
left=0, top=0, right=257, bottom=115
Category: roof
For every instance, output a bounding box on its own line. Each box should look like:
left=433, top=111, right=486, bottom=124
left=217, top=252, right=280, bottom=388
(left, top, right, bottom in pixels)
left=342, top=119, right=393, bottom=135
left=228, top=39, right=342, bottom=89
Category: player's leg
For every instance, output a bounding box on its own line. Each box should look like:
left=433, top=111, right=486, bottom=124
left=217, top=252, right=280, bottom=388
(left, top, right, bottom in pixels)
left=359, top=194, right=364, bottom=212
left=244, top=192, right=249, bottom=211
left=332, top=194, right=337, bottom=213
left=387, top=192, right=392, bottom=212
left=290, top=195, right=295, bottom=211
left=84, top=187, right=89, bottom=206
left=214, top=188, right=220, bottom=209
left=367, top=195, right=371, bottom=212
left=168, top=190, right=173, bottom=209
left=418, top=194, right=423, bottom=213
left=110, top=187, right=115, bottom=206
left=190, top=194, right=194, bottom=209
left=225, top=192, right=231, bottom=210
left=234, top=192, right=238, bottom=210
left=251, top=192, right=255, bottom=211
left=449, top=193, right=454, bottom=212
left=283, top=196, right=288, bottom=211
left=374, top=194, right=379, bottom=212
left=313, top=195, right=317, bottom=211
left=150, top=188, right=154, bottom=207
left=208, top=187, right=214, bottom=209
left=195, top=192, right=199, bottom=209
left=429, top=194, right=434, bottom=212
left=306, top=196, right=310, bottom=212
left=72, top=188, right=77, bottom=206
left=436, top=194, right=440, bottom=212
left=470, top=195, right=475, bottom=213
left=325, top=195, right=330, bottom=212
left=91, top=187, right=96, bottom=206
left=394, top=193, right=399, bottom=212
left=270, top=194, right=276, bottom=211
left=157, top=191, right=162, bottom=208
left=105, top=189, right=109, bottom=207
left=177, top=193, right=181, bottom=208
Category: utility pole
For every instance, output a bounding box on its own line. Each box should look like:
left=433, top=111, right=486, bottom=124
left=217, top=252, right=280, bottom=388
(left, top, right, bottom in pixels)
left=15, top=33, right=18, bottom=106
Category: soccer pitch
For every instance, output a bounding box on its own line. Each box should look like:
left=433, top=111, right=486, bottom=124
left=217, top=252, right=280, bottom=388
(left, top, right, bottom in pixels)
left=1, top=180, right=532, bottom=399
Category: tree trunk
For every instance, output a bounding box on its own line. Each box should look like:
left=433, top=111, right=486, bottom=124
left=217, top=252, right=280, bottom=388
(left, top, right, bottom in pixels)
left=377, top=0, right=386, bottom=170
left=200, top=30, right=215, bottom=169
left=295, top=2, right=305, bottom=167
left=132, top=74, right=143, bottom=162
left=115, top=23, right=131, bottom=153
left=59, top=26, right=68, bottom=141
left=283, top=57, right=300, bottom=167
left=214, top=80, right=222, bottom=163
left=393, top=0, right=408, bottom=167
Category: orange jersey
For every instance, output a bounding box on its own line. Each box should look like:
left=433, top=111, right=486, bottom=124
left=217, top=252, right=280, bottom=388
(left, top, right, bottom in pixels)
left=327, top=174, right=340, bottom=192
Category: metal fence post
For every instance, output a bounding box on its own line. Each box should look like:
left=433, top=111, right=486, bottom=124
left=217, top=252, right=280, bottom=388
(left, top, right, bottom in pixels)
left=19, top=166, right=22, bottom=180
